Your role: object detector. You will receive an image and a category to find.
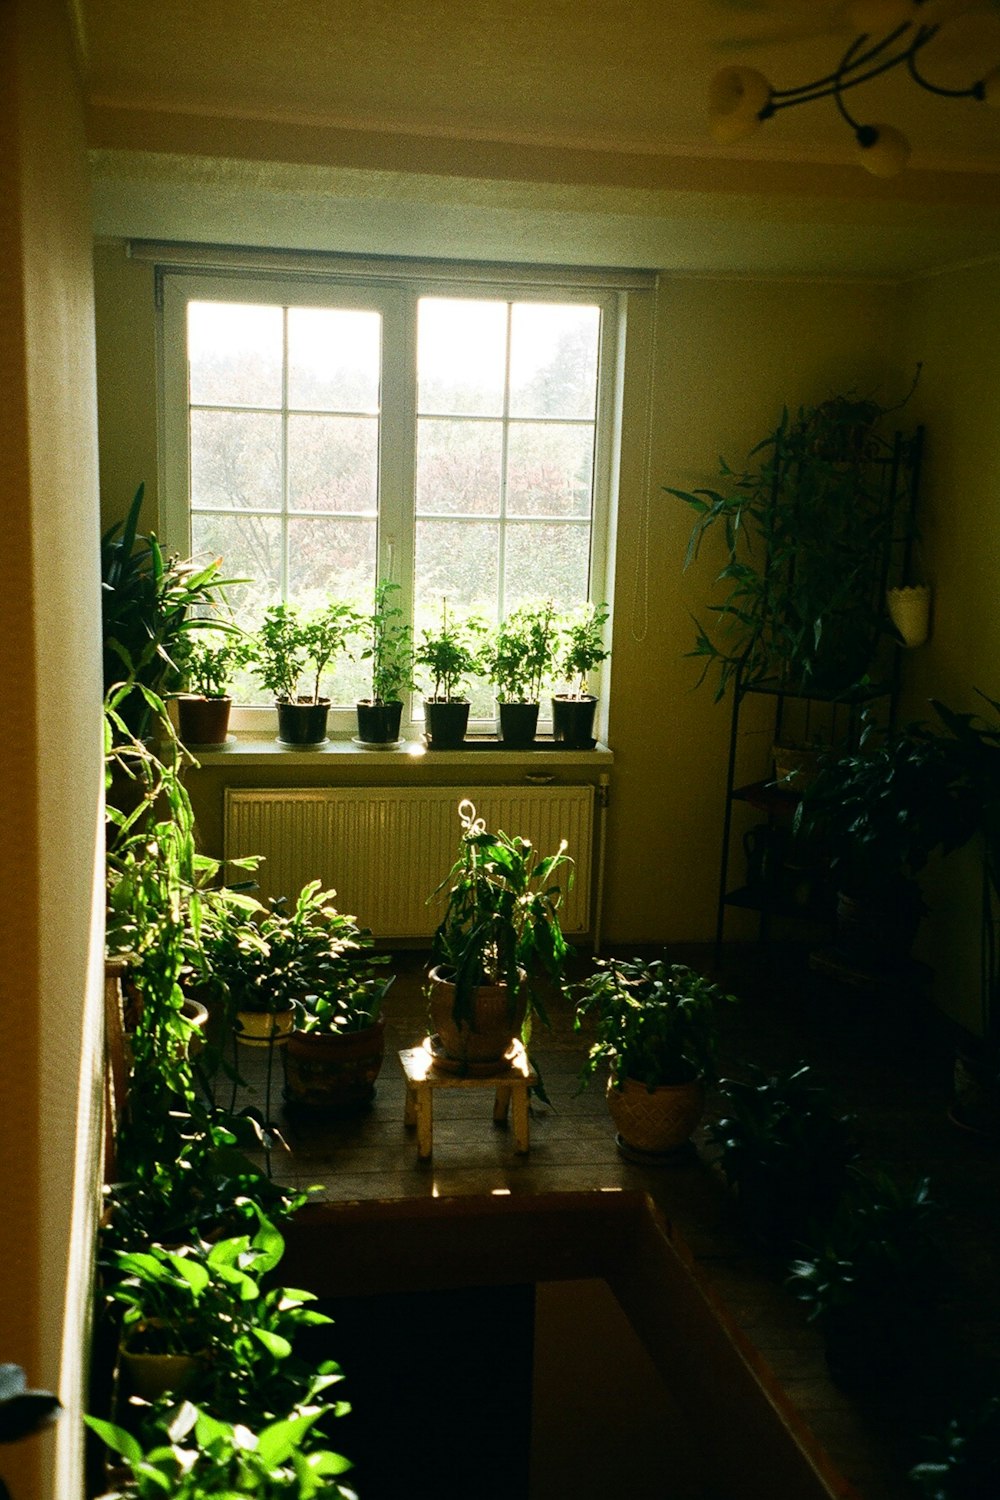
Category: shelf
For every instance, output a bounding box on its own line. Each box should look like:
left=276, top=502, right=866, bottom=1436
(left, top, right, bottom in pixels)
left=731, top=780, right=800, bottom=818
left=740, top=677, right=893, bottom=704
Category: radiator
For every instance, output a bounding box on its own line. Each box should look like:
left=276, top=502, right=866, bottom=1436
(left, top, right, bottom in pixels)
left=224, top=785, right=595, bottom=940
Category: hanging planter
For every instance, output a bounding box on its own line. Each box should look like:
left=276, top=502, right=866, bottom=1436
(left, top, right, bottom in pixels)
left=887, top=583, right=932, bottom=648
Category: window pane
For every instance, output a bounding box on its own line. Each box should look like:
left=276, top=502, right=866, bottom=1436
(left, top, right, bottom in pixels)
left=418, top=298, right=507, bottom=416
left=191, top=511, right=283, bottom=607
left=188, top=302, right=282, bottom=408
left=288, top=414, right=379, bottom=514
left=506, top=422, right=594, bottom=519
left=191, top=410, right=282, bottom=511
left=287, top=307, right=381, bottom=412
left=504, top=522, right=590, bottom=608
left=509, top=302, right=601, bottom=420
left=287, top=516, right=376, bottom=608
left=415, top=519, right=500, bottom=617
left=416, top=418, right=502, bottom=516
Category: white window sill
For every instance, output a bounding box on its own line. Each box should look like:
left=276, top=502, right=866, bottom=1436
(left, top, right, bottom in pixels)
left=184, top=733, right=614, bottom=770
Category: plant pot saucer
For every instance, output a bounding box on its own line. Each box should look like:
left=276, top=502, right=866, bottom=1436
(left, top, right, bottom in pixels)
left=426, top=1033, right=521, bottom=1077
left=613, top=1133, right=697, bottom=1167
left=185, top=735, right=237, bottom=752
left=351, top=737, right=405, bottom=751
left=277, top=736, right=328, bottom=749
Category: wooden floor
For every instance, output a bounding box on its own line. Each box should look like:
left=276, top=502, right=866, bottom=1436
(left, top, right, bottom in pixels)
left=230, top=944, right=1000, bottom=1500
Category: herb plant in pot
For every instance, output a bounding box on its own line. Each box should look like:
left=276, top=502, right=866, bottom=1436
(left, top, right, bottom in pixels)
left=175, top=630, right=241, bottom=748
left=481, top=600, right=559, bottom=748
left=552, top=602, right=610, bottom=749
left=427, top=800, right=572, bottom=1071
left=574, top=956, right=735, bottom=1158
left=355, top=579, right=415, bottom=745
left=414, top=599, right=486, bottom=749
left=247, top=600, right=358, bottom=747
left=284, top=917, right=394, bottom=1115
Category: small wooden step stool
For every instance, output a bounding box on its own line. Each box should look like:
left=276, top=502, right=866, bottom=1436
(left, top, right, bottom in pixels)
left=399, top=1038, right=537, bottom=1162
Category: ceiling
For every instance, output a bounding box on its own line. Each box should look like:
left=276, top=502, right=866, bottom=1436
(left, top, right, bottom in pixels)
left=77, top=0, right=1000, bottom=275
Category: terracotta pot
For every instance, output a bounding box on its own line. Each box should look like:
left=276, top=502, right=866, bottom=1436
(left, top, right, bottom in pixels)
left=605, top=1075, right=705, bottom=1155
left=276, top=698, right=330, bottom=747
left=552, top=694, right=597, bottom=749
left=284, top=1018, right=386, bottom=1113
left=234, top=1007, right=295, bottom=1047
left=428, top=965, right=525, bottom=1069
left=177, top=694, right=232, bottom=746
left=356, top=700, right=403, bottom=744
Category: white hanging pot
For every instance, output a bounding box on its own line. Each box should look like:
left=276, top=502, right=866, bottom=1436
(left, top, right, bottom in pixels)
left=887, top=584, right=931, bottom=648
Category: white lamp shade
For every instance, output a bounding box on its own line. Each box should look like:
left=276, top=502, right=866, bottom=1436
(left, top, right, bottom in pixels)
left=856, top=124, right=911, bottom=177
left=708, top=67, right=771, bottom=145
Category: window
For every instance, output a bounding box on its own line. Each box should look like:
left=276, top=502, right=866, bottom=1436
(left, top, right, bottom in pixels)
left=160, top=259, right=623, bottom=733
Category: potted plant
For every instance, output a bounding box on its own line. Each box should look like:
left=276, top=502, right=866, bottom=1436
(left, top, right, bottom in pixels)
left=552, top=601, right=610, bottom=749
left=102, top=483, right=240, bottom=742
left=414, top=599, right=486, bottom=748
left=707, top=1062, right=858, bottom=1253
left=427, top=799, right=573, bottom=1070
left=481, top=600, right=559, bottom=747
left=665, top=382, right=920, bottom=701
left=174, top=630, right=242, bottom=747
left=788, top=1165, right=939, bottom=1389
left=246, top=599, right=359, bottom=746
left=355, top=580, right=414, bottom=745
left=910, top=1399, right=1000, bottom=1499
left=203, top=881, right=362, bottom=1048
left=573, top=955, right=735, bottom=1157
left=283, top=912, right=394, bottom=1115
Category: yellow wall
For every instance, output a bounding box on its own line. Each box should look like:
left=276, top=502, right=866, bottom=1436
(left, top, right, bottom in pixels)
left=93, top=244, right=909, bottom=943
left=0, top=3, right=104, bottom=1498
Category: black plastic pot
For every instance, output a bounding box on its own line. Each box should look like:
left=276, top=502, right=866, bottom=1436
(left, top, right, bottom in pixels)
left=552, top=694, right=597, bottom=749
left=423, top=699, right=470, bottom=749
left=498, top=701, right=539, bottom=748
left=276, top=698, right=330, bottom=747
left=356, top=700, right=403, bottom=744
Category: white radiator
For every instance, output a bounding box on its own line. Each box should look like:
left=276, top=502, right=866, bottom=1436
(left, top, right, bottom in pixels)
left=224, top=785, right=595, bottom=940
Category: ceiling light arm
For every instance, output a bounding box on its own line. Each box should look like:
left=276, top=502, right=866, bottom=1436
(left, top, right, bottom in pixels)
left=764, top=25, right=949, bottom=118
left=767, top=22, right=912, bottom=105
left=906, top=25, right=987, bottom=99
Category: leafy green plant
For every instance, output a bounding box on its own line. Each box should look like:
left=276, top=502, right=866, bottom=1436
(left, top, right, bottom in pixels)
left=247, top=601, right=360, bottom=704
left=665, top=388, right=919, bottom=701
left=294, top=975, right=393, bottom=1037
left=910, top=1399, right=1000, bottom=1500
left=481, top=601, right=559, bottom=704
left=415, top=599, right=486, bottom=703
left=557, top=602, right=610, bottom=698
left=203, top=881, right=372, bottom=1019
left=86, top=1400, right=355, bottom=1499
left=102, top=483, right=240, bottom=737
left=357, top=580, right=415, bottom=705
left=178, top=630, right=242, bottom=698
left=573, top=956, right=734, bottom=1090
left=430, top=800, right=573, bottom=1033
left=708, top=1062, right=858, bottom=1251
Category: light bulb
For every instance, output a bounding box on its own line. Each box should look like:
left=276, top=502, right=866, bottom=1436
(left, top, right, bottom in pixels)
left=855, top=123, right=911, bottom=176
left=708, top=67, right=772, bottom=145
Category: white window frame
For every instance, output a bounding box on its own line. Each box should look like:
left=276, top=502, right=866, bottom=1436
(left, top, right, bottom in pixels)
left=158, top=254, right=627, bottom=740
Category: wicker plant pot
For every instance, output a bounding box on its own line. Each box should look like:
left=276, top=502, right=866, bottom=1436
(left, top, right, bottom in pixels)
left=284, top=1018, right=386, bottom=1114
left=428, top=966, right=526, bottom=1071
left=234, top=1007, right=295, bottom=1047
left=605, top=1075, right=706, bottom=1155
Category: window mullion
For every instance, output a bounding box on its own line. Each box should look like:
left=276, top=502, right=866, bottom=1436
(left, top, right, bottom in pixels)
left=280, top=306, right=290, bottom=601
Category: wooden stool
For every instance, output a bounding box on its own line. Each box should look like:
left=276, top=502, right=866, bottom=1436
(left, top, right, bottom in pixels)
left=399, top=1039, right=537, bottom=1162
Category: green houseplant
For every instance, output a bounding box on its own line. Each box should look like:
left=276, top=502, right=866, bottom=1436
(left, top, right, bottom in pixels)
left=283, top=913, right=394, bottom=1116
left=428, top=800, right=573, bottom=1069
left=102, top=483, right=239, bottom=741
left=573, top=955, right=734, bottom=1156
left=665, top=386, right=919, bottom=701
left=247, top=600, right=359, bottom=746
left=414, top=599, right=486, bottom=748
left=788, top=1165, right=939, bottom=1389
left=910, top=1399, right=1000, bottom=1500
left=175, top=630, right=242, bottom=747
left=354, top=580, right=414, bottom=745
left=481, top=600, right=559, bottom=747
left=552, top=601, right=610, bottom=748
left=707, top=1062, right=858, bottom=1253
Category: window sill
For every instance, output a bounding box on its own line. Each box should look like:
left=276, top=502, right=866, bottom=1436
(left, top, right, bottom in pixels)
left=185, top=734, right=614, bottom=770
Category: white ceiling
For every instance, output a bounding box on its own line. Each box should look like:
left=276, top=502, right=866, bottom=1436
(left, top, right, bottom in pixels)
left=78, top=0, right=1000, bottom=275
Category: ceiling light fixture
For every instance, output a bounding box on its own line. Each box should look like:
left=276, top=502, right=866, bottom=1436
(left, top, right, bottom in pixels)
left=708, top=0, right=1000, bottom=177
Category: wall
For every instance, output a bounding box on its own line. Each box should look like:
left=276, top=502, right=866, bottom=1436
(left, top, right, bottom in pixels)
left=897, top=258, right=1000, bottom=1031
left=0, top=3, right=104, bottom=1498
left=93, top=244, right=907, bottom=943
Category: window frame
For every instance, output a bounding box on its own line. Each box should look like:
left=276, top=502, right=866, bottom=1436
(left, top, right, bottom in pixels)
left=159, top=260, right=621, bottom=740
